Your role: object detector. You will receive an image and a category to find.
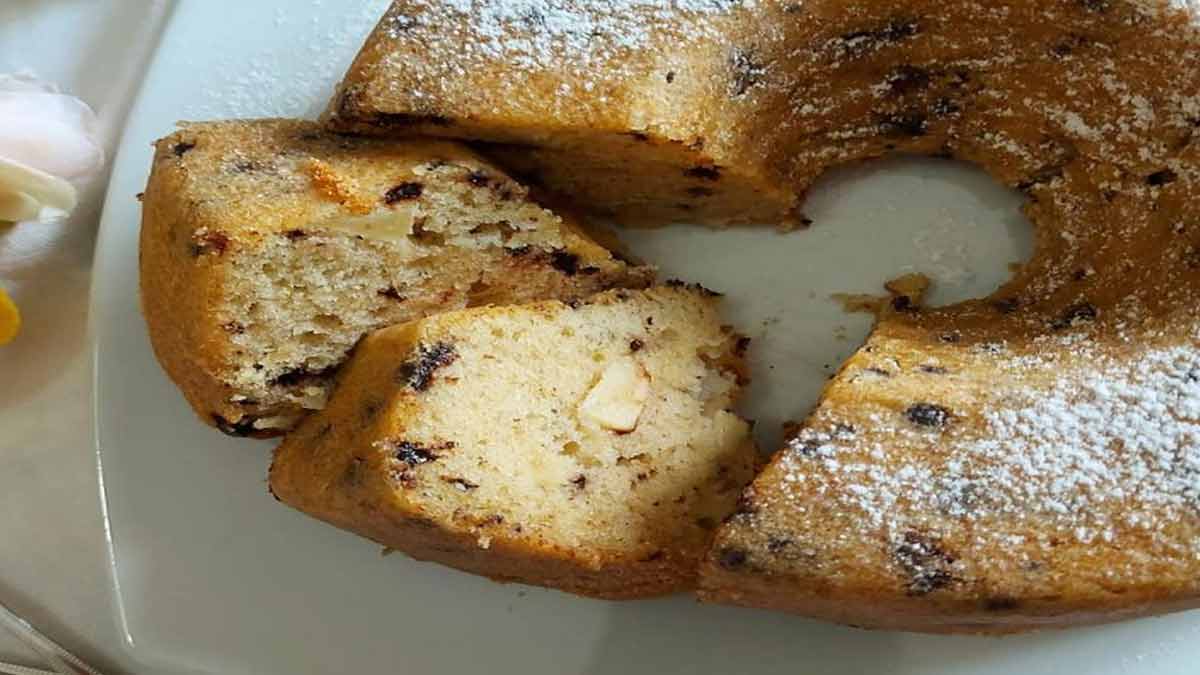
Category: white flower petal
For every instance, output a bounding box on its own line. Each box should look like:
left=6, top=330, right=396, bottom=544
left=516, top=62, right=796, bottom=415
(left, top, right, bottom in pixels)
left=0, top=156, right=77, bottom=223
left=0, top=74, right=104, bottom=182
left=0, top=190, right=42, bottom=223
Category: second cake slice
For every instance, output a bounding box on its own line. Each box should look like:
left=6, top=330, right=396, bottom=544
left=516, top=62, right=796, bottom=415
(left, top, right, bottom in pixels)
left=140, top=119, right=649, bottom=436
left=269, top=286, right=758, bottom=598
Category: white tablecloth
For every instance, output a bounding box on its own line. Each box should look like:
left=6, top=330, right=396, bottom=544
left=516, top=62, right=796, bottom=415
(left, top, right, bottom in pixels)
left=0, top=2, right=172, bottom=672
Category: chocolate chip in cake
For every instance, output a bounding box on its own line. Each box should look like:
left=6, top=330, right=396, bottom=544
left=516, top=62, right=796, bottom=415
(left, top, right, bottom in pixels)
left=284, top=229, right=308, bottom=241
left=518, top=6, right=547, bottom=28
left=684, top=165, right=722, bottom=181
left=839, top=18, right=920, bottom=56
left=1078, top=0, right=1111, bottom=12
left=550, top=250, right=581, bottom=276
left=394, top=441, right=451, bottom=466
left=222, top=321, right=245, bottom=335
left=1050, top=33, right=1090, bottom=58
left=716, top=547, right=749, bottom=570
left=665, top=70, right=677, bottom=83
left=270, top=364, right=337, bottom=388
left=891, top=295, right=917, bottom=312
left=409, top=220, right=445, bottom=245
left=506, top=245, right=532, bottom=257
left=905, top=403, right=951, bottom=428
left=213, top=414, right=257, bottom=438
left=629, top=338, right=645, bottom=353
left=894, top=531, right=957, bottom=595
left=391, top=13, right=419, bottom=31
left=1146, top=169, right=1178, bottom=186
left=734, top=336, right=752, bottom=356
left=466, top=170, right=490, bottom=187
left=370, top=112, right=454, bottom=128
left=932, top=97, right=960, bottom=116
left=885, top=65, right=931, bottom=96
left=378, top=286, right=405, bottom=301
left=171, top=141, right=195, bottom=157
left=570, top=474, right=587, bottom=490
left=729, top=47, right=766, bottom=97
left=396, top=342, right=459, bottom=391
left=664, top=279, right=723, bottom=296
left=992, top=297, right=1020, bottom=314
left=1051, top=302, right=1098, bottom=330
left=792, top=439, right=822, bottom=457
left=231, top=159, right=269, bottom=174
left=766, top=536, right=793, bottom=553
left=877, top=111, right=929, bottom=137
left=384, top=182, right=424, bottom=204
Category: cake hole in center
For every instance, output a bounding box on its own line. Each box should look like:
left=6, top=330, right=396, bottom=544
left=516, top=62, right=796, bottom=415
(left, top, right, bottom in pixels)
left=618, top=156, right=1034, bottom=452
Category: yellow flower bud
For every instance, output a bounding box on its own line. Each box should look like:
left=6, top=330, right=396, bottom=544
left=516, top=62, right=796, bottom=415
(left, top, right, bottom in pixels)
left=0, top=285, right=20, bottom=345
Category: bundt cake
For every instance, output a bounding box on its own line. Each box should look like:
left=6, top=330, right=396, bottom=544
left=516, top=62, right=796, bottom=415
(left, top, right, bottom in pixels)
left=268, top=286, right=758, bottom=598
left=139, top=119, right=650, bottom=437
left=325, top=0, right=1200, bottom=630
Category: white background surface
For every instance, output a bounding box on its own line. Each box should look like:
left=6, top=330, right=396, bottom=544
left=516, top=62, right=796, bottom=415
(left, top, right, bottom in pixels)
left=5, top=1, right=1200, bottom=674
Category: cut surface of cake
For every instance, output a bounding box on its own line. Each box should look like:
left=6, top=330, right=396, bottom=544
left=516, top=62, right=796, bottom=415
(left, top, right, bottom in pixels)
left=139, top=119, right=649, bottom=436
left=269, top=286, right=758, bottom=598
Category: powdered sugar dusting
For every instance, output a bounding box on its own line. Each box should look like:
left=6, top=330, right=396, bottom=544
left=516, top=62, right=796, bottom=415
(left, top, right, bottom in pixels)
left=380, top=0, right=749, bottom=102
left=783, top=326, right=1200, bottom=552
left=395, top=0, right=746, bottom=66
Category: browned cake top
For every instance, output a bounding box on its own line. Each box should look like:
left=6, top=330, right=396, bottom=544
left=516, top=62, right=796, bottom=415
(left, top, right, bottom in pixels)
left=150, top=118, right=551, bottom=236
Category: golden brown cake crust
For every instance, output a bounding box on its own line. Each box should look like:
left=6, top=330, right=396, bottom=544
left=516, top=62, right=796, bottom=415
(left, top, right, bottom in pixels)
left=327, top=1, right=1200, bottom=631
left=270, top=287, right=758, bottom=599
left=139, top=119, right=649, bottom=436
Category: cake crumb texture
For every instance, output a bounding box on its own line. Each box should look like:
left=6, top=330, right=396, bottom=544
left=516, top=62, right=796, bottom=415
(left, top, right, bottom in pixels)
left=269, top=286, right=758, bottom=598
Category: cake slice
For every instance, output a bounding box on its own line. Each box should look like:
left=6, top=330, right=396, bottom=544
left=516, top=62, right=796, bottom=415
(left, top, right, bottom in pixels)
left=139, top=119, right=649, bottom=436
left=268, top=286, right=758, bottom=598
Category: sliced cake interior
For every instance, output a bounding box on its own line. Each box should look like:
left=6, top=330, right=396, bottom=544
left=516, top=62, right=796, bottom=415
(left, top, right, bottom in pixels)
left=139, top=119, right=650, bottom=435
left=269, top=286, right=758, bottom=598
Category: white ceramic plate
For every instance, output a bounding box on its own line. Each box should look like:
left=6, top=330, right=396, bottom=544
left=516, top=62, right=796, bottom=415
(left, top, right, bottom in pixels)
left=91, top=2, right=1200, bottom=673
